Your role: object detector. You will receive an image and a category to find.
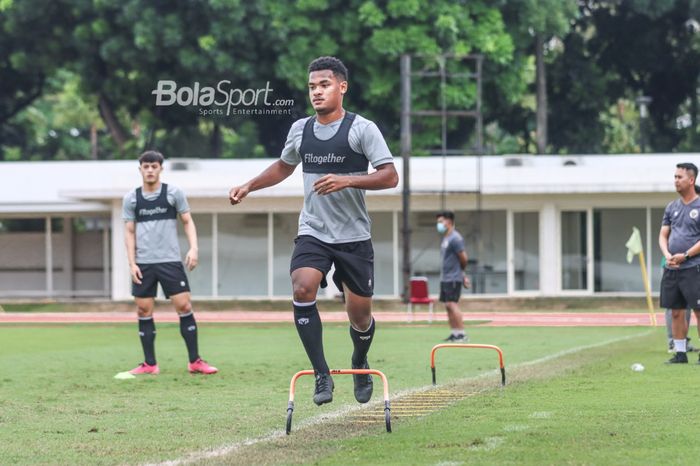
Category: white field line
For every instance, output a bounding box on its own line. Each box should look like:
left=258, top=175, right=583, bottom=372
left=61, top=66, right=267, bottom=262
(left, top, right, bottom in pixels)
left=146, top=330, right=651, bottom=466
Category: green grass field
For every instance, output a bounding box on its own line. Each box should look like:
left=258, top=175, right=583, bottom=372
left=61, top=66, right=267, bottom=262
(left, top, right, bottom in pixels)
left=0, top=321, right=691, bottom=465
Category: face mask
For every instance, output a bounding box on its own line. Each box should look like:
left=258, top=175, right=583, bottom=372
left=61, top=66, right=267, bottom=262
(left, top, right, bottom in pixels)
left=436, top=222, right=447, bottom=234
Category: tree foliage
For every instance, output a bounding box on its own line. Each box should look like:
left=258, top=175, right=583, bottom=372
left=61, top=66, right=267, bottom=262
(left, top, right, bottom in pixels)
left=0, top=0, right=699, bottom=160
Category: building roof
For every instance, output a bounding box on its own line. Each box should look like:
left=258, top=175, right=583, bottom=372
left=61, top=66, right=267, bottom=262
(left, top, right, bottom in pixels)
left=3, top=154, right=699, bottom=214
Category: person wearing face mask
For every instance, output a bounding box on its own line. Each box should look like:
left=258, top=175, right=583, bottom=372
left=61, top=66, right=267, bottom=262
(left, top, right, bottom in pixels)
left=436, top=211, right=470, bottom=342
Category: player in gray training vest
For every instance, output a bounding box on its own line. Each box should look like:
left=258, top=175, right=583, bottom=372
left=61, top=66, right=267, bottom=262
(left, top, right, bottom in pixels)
left=229, top=56, right=398, bottom=406
left=436, top=211, right=470, bottom=342
left=122, top=150, right=217, bottom=375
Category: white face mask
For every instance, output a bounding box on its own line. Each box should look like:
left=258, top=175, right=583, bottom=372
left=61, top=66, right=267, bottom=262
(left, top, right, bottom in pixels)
left=436, top=222, right=447, bottom=234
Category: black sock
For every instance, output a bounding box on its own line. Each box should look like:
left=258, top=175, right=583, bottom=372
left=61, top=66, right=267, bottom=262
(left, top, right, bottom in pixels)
left=179, top=312, right=200, bottom=363
left=293, top=301, right=330, bottom=374
left=350, top=317, right=375, bottom=367
left=138, top=317, right=157, bottom=366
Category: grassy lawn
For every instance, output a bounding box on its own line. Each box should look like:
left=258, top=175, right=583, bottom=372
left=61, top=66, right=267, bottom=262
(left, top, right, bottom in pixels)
left=0, top=322, right=663, bottom=465
left=221, top=330, right=694, bottom=466
left=310, top=330, right=697, bottom=466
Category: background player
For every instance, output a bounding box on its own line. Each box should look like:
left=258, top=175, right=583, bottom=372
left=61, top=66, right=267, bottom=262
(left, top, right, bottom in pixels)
left=123, top=150, right=217, bottom=375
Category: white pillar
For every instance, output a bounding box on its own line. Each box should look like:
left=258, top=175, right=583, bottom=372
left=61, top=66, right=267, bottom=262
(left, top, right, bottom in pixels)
left=506, top=210, right=514, bottom=295
left=539, top=203, right=558, bottom=295
left=267, top=212, right=274, bottom=298
left=646, top=206, right=653, bottom=291
left=212, top=213, right=218, bottom=297
left=111, top=200, right=130, bottom=300
left=102, top=217, right=110, bottom=296
left=64, top=216, right=74, bottom=295
left=45, top=216, right=53, bottom=297
left=586, top=208, right=594, bottom=293
left=393, top=210, right=399, bottom=298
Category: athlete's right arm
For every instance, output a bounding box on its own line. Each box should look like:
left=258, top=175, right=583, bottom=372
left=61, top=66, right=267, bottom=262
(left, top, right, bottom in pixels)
left=229, top=160, right=296, bottom=205
left=124, top=221, right=143, bottom=284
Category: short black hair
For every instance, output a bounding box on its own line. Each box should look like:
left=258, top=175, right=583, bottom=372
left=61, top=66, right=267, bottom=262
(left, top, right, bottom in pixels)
left=139, top=150, right=164, bottom=165
left=308, top=56, right=348, bottom=82
left=677, top=162, right=698, bottom=180
left=436, top=211, right=455, bottom=221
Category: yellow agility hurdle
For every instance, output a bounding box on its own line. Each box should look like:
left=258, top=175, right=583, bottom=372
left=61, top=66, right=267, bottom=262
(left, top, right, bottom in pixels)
left=286, top=368, right=392, bottom=434
left=430, top=343, right=506, bottom=387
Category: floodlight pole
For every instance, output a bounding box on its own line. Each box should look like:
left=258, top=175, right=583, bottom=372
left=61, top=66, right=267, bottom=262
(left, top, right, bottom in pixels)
left=399, top=53, right=484, bottom=301
left=636, top=95, right=652, bottom=153
left=400, top=54, right=412, bottom=303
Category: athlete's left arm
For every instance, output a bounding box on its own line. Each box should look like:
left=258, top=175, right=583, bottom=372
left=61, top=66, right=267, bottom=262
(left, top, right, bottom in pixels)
left=313, top=163, right=399, bottom=195
left=457, top=250, right=468, bottom=269
left=180, top=211, right=199, bottom=271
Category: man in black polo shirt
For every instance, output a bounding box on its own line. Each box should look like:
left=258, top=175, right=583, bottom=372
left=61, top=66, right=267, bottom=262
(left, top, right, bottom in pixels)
left=659, top=162, right=700, bottom=364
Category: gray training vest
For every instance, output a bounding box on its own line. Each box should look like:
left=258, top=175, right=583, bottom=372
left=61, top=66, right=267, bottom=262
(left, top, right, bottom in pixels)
left=135, top=184, right=178, bottom=223
left=299, top=112, right=367, bottom=174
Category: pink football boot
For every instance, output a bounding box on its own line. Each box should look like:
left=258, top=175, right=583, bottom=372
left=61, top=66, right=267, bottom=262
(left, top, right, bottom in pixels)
left=129, top=362, right=160, bottom=375
left=188, top=358, right=218, bottom=374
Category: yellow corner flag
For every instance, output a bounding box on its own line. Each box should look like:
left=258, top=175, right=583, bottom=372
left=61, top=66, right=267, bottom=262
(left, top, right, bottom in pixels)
left=625, top=226, right=657, bottom=326
left=626, top=227, right=643, bottom=263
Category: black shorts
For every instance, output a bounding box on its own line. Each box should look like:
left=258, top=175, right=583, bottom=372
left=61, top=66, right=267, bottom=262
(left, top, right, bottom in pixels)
left=439, top=281, right=462, bottom=303
left=132, top=262, right=191, bottom=299
left=290, top=235, right=374, bottom=297
left=660, top=266, right=700, bottom=310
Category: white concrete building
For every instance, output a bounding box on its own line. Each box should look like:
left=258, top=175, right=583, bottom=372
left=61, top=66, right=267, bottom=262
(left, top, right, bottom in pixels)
left=1, top=154, right=696, bottom=300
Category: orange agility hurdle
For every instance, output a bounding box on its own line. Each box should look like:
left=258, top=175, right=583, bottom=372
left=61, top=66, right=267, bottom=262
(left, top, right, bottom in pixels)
left=430, top=344, right=506, bottom=387
left=286, top=368, right=392, bottom=434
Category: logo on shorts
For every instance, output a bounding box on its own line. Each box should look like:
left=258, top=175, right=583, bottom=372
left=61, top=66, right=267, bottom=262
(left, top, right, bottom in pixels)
left=187, top=325, right=196, bottom=332
left=690, top=209, right=699, bottom=219
left=359, top=335, right=372, bottom=341
left=180, top=281, right=186, bottom=287
left=368, top=278, right=372, bottom=288
left=297, top=317, right=310, bottom=325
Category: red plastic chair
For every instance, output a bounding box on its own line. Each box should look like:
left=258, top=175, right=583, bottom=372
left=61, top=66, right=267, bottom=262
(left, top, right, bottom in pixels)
left=407, top=276, right=434, bottom=322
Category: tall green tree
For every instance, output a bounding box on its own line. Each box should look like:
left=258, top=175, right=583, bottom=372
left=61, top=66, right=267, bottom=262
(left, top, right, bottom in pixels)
left=546, top=0, right=700, bottom=154
left=499, top=0, right=578, bottom=154
left=265, top=0, right=517, bottom=156
left=0, top=0, right=77, bottom=159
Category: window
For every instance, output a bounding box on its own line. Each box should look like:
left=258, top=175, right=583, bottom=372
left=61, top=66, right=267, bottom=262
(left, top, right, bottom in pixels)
left=513, top=212, right=539, bottom=291
left=406, top=210, right=507, bottom=296
left=273, top=213, right=298, bottom=296
left=594, top=209, right=646, bottom=292
left=218, top=214, right=268, bottom=296
left=372, top=212, right=395, bottom=296
left=562, top=211, right=588, bottom=290
left=177, top=213, right=213, bottom=297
